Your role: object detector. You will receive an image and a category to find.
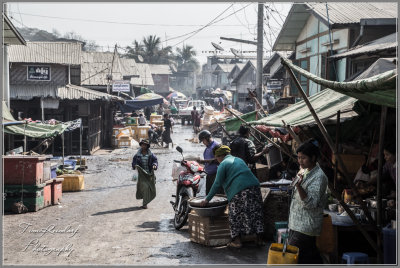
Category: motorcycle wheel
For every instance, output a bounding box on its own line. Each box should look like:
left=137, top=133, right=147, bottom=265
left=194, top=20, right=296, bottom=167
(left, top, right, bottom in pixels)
left=173, top=195, right=190, bottom=230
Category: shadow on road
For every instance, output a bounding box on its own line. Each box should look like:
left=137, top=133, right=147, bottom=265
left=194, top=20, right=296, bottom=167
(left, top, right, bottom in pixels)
left=91, top=206, right=143, bottom=216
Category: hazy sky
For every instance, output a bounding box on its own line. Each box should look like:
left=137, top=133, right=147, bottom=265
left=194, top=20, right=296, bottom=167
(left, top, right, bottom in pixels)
left=7, top=2, right=292, bottom=64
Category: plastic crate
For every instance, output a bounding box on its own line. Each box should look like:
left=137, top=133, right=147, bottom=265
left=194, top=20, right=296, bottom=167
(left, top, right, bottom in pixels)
left=57, top=174, right=84, bottom=192
left=3, top=156, right=47, bottom=185
left=51, top=178, right=63, bottom=205
left=43, top=180, right=52, bottom=207
left=383, top=225, right=396, bottom=264
left=4, top=183, right=45, bottom=212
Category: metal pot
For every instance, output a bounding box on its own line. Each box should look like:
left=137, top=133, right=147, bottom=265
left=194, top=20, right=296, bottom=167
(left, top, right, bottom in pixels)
left=189, top=204, right=227, bottom=217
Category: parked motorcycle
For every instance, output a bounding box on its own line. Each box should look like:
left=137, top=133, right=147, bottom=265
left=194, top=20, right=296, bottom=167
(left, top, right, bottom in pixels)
left=170, top=146, right=206, bottom=230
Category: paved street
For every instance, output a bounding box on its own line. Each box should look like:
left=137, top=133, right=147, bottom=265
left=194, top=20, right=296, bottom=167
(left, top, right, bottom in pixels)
left=3, top=124, right=269, bottom=265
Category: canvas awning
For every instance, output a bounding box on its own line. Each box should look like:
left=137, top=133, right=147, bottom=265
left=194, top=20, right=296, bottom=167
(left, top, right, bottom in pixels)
left=281, top=57, right=396, bottom=108
left=248, top=89, right=358, bottom=127
left=2, top=102, right=74, bottom=138
left=223, top=111, right=259, bottom=132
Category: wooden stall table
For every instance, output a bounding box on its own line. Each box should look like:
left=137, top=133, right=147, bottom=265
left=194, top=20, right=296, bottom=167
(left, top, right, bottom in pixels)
left=324, top=210, right=377, bottom=264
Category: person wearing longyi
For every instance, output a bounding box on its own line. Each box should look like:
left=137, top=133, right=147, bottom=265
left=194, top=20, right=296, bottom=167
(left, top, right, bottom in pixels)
left=288, top=139, right=328, bottom=264
left=200, top=145, right=264, bottom=248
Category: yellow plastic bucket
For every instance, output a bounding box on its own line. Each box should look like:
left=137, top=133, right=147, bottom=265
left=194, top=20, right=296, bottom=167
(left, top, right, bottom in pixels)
left=267, top=243, right=299, bottom=264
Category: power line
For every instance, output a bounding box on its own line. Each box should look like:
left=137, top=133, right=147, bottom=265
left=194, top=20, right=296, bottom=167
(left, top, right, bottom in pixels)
left=10, top=11, right=253, bottom=27
left=170, top=4, right=234, bottom=48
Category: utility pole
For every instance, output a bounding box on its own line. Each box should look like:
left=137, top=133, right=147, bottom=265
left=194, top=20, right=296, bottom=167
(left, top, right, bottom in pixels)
left=256, top=3, right=264, bottom=109
left=107, top=44, right=118, bottom=94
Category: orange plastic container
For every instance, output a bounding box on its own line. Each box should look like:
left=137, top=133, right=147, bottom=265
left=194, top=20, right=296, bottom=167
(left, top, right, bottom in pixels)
left=51, top=178, right=63, bottom=205
left=43, top=180, right=52, bottom=207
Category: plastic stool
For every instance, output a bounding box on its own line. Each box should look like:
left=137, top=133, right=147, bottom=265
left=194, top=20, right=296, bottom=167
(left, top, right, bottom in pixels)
left=342, top=252, right=369, bottom=264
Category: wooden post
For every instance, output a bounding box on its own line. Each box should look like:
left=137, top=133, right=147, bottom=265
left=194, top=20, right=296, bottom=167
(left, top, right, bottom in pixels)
left=376, top=105, right=387, bottom=263
left=247, top=88, right=267, bottom=116
left=334, top=111, right=340, bottom=190
left=283, top=63, right=380, bottom=255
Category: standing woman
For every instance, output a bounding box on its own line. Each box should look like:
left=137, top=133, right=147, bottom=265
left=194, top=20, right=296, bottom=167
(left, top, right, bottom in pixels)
left=201, top=145, right=264, bottom=248
left=288, top=139, right=328, bottom=264
left=162, top=113, right=173, bottom=148
left=132, top=139, right=158, bottom=209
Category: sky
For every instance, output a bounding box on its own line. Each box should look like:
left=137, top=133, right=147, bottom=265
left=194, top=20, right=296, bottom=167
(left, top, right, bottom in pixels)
left=7, top=2, right=292, bottom=65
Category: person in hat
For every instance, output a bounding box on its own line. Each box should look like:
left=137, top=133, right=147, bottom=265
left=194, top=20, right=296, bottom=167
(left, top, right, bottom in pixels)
left=132, top=139, right=158, bottom=209
left=198, top=130, right=221, bottom=195
left=200, top=144, right=264, bottom=248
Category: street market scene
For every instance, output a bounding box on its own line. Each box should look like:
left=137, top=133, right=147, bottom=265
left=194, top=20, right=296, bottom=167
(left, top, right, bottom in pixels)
left=1, top=2, right=398, bottom=266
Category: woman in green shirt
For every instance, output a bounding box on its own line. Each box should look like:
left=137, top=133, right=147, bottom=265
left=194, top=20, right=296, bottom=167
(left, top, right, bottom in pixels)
left=201, top=145, right=264, bottom=248
left=288, top=140, right=328, bottom=264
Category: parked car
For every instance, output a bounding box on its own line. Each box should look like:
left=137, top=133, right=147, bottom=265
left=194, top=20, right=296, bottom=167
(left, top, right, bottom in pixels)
left=178, top=100, right=207, bottom=125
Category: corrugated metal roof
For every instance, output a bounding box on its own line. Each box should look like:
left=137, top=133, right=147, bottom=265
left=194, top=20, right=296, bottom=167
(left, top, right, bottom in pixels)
left=330, top=33, right=397, bottom=59
left=308, top=2, right=397, bottom=25
left=81, top=52, right=124, bottom=86
left=8, top=42, right=82, bottom=64
left=149, top=64, right=172, bottom=75
left=10, top=84, right=123, bottom=101
left=130, top=63, right=154, bottom=86
left=119, top=58, right=140, bottom=77
left=273, top=3, right=397, bottom=51
left=355, top=58, right=396, bottom=80
left=214, top=64, right=237, bottom=73
left=3, top=15, right=26, bottom=45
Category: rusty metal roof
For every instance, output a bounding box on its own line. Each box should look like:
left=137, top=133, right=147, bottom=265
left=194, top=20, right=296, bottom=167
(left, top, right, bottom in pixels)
left=148, top=64, right=172, bottom=75
left=213, top=63, right=237, bottom=74
left=81, top=52, right=123, bottom=86
left=274, top=2, right=397, bottom=51
left=10, top=84, right=123, bottom=101
left=8, top=42, right=82, bottom=64
left=330, top=33, right=397, bottom=59
left=119, top=58, right=140, bottom=77
left=130, top=63, right=154, bottom=86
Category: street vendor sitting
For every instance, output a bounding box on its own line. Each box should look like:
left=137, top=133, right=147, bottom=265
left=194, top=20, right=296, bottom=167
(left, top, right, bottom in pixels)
left=200, top=145, right=264, bottom=248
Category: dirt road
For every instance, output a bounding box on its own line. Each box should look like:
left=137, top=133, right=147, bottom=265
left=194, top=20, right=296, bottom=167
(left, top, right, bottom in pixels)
left=3, top=124, right=269, bottom=265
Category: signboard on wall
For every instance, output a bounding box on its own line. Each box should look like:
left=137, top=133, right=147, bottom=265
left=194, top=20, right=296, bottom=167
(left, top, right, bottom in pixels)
left=27, top=66, right=51, bottom=81
left=112, top=80, right=130, bottom=92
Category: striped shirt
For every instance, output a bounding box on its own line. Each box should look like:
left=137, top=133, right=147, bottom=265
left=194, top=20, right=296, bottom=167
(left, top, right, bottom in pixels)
left=138, top=152, right=150, bottom=173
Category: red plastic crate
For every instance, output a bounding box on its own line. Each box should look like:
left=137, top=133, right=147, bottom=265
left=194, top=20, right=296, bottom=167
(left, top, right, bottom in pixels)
left=43, top=180, right=52, bottom=207
left=3, top=156, right=47, bottom=185
left=51, top=178, right=63, bottom=205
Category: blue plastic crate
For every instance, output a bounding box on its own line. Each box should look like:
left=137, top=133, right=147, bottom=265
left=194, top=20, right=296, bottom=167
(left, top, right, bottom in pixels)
left=383, top=225, right=396, bottom=264
left=63, top=159, right=77, bottom=170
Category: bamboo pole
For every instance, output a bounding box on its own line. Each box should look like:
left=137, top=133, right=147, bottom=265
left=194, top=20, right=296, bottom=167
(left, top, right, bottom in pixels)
left=247, top=88, right=267, bottom=116
left=216, top=121, right=233, bottom=140
left=283, top=63, right=380, bottom=254
left=282, top=120, right=301, bottom=145
left=226, top=108, right=296, bottom=162
left=376, top=106, right=387, bottom=263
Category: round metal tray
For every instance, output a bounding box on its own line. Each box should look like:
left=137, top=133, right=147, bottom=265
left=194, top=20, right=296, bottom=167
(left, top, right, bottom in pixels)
left=188, top=195, right=228, bottom=208
left=189, top=204, right=227, bottom=217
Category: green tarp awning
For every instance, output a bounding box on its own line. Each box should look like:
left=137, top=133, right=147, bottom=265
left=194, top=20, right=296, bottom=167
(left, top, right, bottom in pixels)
left=281, top=57, right=397, bottom=108
left=248, top=89, right=358, bottom=127
left=3, top=102, right=72, bottom=138
left=223, top=111, right=259, bottom=132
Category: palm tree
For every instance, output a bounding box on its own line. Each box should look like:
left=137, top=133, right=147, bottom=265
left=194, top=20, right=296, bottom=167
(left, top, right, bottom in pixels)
left=125, top=40, right=145, bottom=59
left=175, top=45, right=199, bottom=72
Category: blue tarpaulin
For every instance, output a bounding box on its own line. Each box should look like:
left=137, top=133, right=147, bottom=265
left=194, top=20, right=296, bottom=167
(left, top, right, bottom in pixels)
left=118, top=93, right=164, bottom=112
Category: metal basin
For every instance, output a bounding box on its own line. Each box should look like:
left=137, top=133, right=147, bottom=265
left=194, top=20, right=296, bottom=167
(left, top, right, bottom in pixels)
left=189, top=204, right=227, bottom=217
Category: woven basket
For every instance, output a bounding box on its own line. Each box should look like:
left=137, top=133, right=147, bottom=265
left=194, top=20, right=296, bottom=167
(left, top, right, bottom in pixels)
left=263, top=190, right=290, bottom=241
